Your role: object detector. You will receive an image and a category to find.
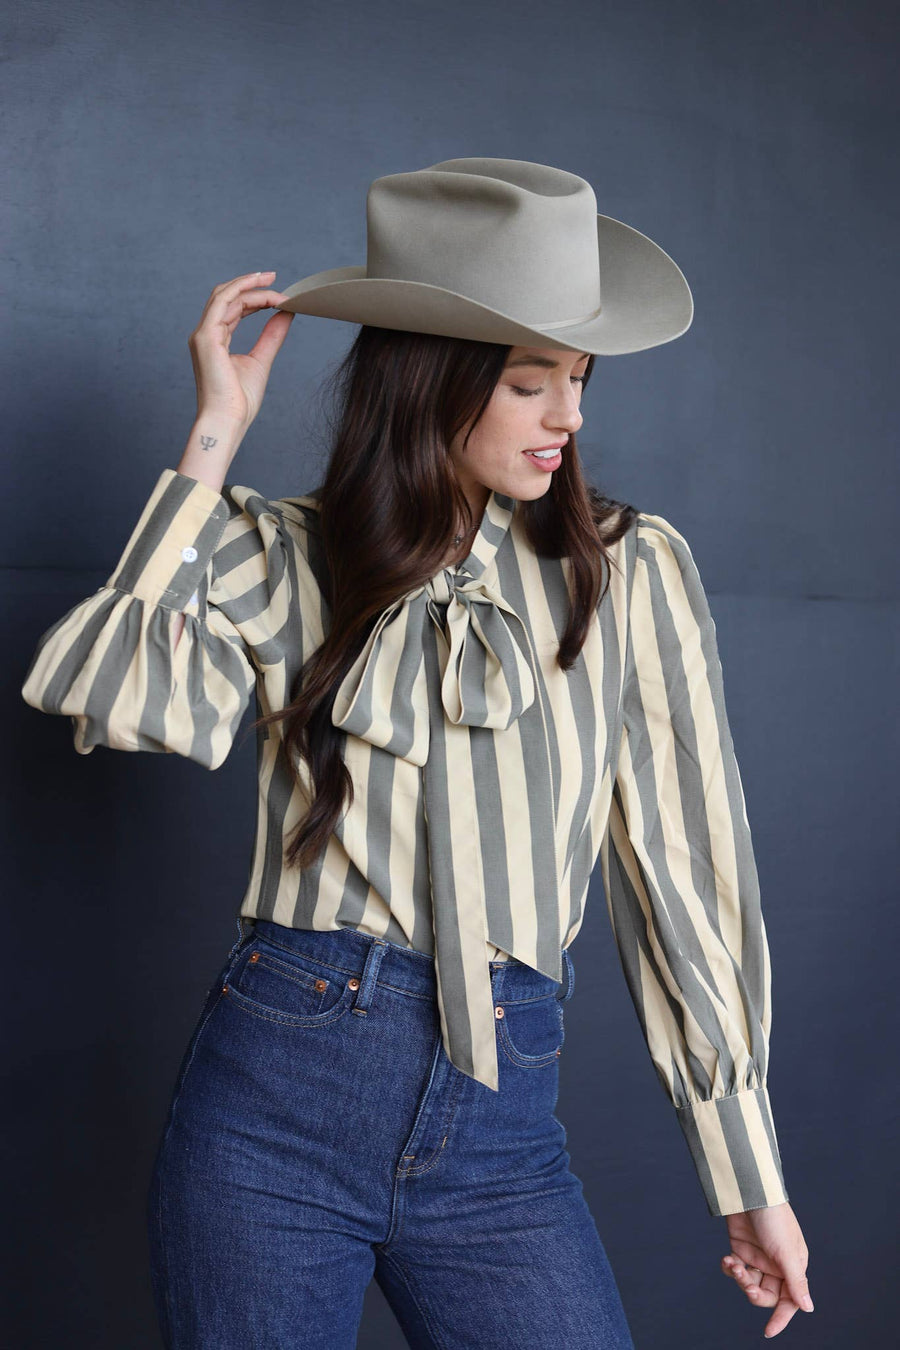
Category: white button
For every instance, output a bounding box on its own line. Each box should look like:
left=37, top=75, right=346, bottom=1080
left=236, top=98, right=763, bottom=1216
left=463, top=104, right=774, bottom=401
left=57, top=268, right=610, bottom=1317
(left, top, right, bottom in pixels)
left=181, top=545, right=198, bottom=563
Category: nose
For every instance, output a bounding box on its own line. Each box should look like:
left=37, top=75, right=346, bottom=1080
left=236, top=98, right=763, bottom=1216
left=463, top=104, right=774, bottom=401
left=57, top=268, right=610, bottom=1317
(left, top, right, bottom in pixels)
left=545, top=388, right=583, bottom=436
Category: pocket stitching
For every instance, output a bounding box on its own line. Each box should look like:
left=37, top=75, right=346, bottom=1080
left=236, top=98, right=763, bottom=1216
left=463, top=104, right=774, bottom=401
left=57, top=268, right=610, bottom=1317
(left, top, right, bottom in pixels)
left=222, top=977, right=354, bottom=1028
left=245, top=951, right=331, bottom=996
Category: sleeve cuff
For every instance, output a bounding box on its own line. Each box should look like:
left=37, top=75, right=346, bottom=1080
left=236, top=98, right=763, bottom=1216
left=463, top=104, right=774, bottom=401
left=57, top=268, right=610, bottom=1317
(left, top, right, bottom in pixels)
left=675, top=1085, right=790, bottom=1218
left=104, top=468, right=232, bottom=610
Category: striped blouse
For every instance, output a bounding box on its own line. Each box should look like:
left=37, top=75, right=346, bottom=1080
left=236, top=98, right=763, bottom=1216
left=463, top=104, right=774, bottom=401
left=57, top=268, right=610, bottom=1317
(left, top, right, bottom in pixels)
left=21, top=466, right=790, bottom=1218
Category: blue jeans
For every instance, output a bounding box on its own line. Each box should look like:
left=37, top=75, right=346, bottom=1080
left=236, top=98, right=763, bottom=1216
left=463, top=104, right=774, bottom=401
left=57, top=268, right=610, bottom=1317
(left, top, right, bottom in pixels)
left=146, top=918, right=636, bottom=1349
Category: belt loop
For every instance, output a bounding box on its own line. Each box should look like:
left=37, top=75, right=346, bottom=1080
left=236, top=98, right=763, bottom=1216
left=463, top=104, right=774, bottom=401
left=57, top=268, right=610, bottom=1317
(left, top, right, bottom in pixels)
left=558, top=946, right=573, bottom=1002
left=564, top=946, right=575, bottom=1001
left=228, top=914, right=253, bottom=960
left=350, top=938, right=388, bottom=1016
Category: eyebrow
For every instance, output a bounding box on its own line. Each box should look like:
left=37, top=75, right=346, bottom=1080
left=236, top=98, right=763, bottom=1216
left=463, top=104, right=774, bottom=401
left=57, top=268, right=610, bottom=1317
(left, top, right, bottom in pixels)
left=505, top=353, right=590, bottom=369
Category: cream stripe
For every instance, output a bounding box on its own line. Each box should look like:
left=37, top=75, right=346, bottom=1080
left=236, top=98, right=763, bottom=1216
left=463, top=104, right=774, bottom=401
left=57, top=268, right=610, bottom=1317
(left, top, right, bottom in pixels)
left=383, top=770, right=421, bottom=941
left=690, top=1097, right=744, bottom=1216
left=744, top=1088, right=788, bottom=1205
left=494, top=718, right=537, bottom=962
left=338, top=736, right=373, bottom=878
left=244, top=737, right=279, bottom=904
left=438, top=718, right=497, bottom=1087
left=652, top=531, right=746, bottom=973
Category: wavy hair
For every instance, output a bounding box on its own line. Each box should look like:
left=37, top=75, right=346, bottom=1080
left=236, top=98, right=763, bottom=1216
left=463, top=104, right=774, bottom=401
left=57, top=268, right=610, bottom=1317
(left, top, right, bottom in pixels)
left=248, top=325, right=638, bottom=868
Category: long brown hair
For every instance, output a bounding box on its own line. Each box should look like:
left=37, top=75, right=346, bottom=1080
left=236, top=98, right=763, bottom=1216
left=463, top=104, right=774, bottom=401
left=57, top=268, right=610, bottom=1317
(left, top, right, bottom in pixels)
left=248, top=324, right=638, bottom=869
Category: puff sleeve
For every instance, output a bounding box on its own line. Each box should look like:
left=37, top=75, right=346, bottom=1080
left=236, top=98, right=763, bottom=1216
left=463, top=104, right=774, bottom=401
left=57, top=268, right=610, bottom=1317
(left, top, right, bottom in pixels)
left=20, top=468, right=281, bottom=770
left=600, top=513, right=790, bottom=1218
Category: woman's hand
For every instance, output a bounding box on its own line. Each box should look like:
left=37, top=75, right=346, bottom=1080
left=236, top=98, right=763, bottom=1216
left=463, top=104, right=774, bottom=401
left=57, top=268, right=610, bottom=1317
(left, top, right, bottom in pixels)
left=188, top=270, right=294, bottom=432
left=720, top=1201, right=813, bottom=1337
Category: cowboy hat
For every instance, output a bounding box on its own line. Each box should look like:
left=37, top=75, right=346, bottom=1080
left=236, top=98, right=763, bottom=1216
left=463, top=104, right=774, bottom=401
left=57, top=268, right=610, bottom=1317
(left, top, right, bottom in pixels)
left=275, top=156, right=693, bottom=356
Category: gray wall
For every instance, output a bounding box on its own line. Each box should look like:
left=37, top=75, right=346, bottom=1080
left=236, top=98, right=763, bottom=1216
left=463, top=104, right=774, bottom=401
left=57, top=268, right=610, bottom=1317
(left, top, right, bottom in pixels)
left=5, top=1, right=897, bottom=1346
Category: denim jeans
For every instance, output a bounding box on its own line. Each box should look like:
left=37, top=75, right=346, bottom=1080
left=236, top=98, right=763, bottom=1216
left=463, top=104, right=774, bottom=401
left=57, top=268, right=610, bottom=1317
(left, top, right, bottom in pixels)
left=146, top=918, right=636, bottom=1349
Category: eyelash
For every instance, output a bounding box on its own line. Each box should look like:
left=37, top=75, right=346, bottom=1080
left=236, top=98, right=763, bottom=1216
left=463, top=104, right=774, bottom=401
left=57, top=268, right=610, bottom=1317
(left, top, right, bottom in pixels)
left=511, top=376, right=586, bottom=397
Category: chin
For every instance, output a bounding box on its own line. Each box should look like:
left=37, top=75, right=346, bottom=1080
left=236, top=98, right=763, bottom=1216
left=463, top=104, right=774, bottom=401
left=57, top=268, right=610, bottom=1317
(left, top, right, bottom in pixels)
left=512, top=469, right=556, bottom=499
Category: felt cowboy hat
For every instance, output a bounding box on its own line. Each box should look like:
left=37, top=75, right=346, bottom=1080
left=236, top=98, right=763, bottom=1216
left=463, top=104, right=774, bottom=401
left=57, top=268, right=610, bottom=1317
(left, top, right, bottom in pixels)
left=275, top=156, right=693, bottom=356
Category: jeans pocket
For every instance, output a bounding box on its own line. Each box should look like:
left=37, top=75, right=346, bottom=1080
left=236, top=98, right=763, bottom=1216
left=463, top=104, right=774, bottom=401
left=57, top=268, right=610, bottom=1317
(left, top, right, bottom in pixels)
left=497, top=992, right=565, bottom=1067
left=222, top=938, right=355, bottom=1028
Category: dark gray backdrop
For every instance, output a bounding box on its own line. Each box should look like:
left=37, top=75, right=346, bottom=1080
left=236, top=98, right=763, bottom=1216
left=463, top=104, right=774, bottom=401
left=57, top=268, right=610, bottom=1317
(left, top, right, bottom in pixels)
left=5, top=1, right=897, bottom=1346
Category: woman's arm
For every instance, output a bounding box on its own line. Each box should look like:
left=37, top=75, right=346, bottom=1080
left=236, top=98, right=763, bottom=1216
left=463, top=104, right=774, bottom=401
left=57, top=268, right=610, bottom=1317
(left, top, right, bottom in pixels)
left=170, top=413, right=248, bottom=652
left=20, top=271, right=295, bottom=766
left=601, top=512, right=814, bottom=1335
left=602, top=512, right=789, bottom=1216
left=170, top=268, right=293, bottom=648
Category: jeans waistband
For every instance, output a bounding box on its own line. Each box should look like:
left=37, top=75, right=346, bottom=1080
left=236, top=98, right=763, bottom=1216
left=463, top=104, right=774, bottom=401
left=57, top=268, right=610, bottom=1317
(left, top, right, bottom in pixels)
left=234, top=917, right=574, bottom=1004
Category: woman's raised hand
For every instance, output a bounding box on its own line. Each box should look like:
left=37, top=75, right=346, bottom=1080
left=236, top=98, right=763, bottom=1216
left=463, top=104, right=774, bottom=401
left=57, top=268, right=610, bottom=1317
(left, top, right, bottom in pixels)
left=188, top=271, right=294, bottom=432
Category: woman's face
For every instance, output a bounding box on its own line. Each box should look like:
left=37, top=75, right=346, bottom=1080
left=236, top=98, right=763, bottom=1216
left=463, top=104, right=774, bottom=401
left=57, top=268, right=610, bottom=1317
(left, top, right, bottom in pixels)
left=449, top=345, right=589, bottom=510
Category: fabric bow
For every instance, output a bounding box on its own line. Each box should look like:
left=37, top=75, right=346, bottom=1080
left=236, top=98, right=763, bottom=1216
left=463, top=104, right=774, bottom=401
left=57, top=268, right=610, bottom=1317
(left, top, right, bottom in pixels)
left=331, top=565, right=561, bottom=1092
left=331, top=568, right=539, bottom=760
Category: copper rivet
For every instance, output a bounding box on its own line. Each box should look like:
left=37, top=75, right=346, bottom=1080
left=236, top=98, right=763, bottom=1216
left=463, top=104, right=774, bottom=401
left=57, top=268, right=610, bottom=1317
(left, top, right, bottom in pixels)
left=556, top=1048, right=561, bottom=1056
left=495, top=1006, right=504, bottom=1018
left=222, top=985, right=228, bottom=993
left=315, top=979, right=326, bottom=992
left=250, top=952, right=260, bottom=963
left=349, top=978, right=360, bottom=990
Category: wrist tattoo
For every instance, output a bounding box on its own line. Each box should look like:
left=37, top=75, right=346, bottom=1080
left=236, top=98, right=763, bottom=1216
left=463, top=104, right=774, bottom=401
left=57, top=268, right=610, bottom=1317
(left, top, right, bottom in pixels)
left=200, top=434, right=218, bottom=452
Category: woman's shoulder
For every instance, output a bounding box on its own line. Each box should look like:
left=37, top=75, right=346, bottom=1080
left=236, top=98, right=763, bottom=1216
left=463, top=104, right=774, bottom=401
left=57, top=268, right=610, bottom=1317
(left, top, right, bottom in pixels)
left=624, top=509, right=697, bottom=569
left=220, top=481, right=323, bottom=548
left=215, top=481, right=329, bottom=607
left=274, top=487, right=324, bottom=536
left=601, top=509, right=703, bottom=612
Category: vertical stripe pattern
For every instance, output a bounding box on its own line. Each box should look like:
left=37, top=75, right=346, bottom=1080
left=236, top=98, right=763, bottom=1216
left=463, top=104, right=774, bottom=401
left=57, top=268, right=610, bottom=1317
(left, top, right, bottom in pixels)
left=21, top=469, right=790, bottom=1216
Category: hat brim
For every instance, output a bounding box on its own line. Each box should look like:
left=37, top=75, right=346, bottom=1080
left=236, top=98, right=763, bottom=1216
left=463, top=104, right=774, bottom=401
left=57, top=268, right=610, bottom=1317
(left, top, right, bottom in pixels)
left=275, top=214, right=693, bottom=356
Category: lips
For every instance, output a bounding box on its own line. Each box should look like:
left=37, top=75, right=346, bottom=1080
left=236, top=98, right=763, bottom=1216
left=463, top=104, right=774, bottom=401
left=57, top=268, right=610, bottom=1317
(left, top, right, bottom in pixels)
left=523, top=447, right=563, bottom=471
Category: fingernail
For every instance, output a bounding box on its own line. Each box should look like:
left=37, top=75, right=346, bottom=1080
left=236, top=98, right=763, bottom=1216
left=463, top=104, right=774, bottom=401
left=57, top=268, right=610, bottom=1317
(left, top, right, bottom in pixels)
left=802, top=1295, right=814, bottom=1311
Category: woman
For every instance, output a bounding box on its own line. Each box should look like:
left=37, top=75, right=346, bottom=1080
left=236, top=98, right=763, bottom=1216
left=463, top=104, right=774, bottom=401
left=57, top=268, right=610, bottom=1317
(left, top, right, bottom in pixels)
left=21, top=158, right=812, bottom=1347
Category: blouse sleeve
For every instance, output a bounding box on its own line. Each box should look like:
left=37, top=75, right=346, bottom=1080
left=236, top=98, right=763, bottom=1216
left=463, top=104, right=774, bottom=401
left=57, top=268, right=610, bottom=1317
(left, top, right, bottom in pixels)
left=20, top=467, right=285, bottom=770
left=600, top=512, right=790, bottom=1218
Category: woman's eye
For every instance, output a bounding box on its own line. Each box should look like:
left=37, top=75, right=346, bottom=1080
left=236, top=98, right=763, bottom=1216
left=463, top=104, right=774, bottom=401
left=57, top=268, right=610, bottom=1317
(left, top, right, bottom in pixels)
left=511, top=376, right=585, bottom=398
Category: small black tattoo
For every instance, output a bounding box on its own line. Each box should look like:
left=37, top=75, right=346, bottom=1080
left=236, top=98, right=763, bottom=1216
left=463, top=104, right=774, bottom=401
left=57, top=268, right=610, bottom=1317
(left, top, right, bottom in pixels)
left=200, top=435, right=218, bottom=452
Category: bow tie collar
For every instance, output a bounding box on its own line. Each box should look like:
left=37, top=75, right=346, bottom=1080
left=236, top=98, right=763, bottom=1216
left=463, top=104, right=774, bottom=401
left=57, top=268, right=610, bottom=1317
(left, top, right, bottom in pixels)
left=331, top=566, right=538, bottom=765
left=331, top=490, right=563, bottom=1093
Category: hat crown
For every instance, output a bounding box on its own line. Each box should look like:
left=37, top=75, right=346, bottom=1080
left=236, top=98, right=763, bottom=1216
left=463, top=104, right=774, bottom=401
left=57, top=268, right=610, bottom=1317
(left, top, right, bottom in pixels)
left=365, top=157, right=602, bottom=328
